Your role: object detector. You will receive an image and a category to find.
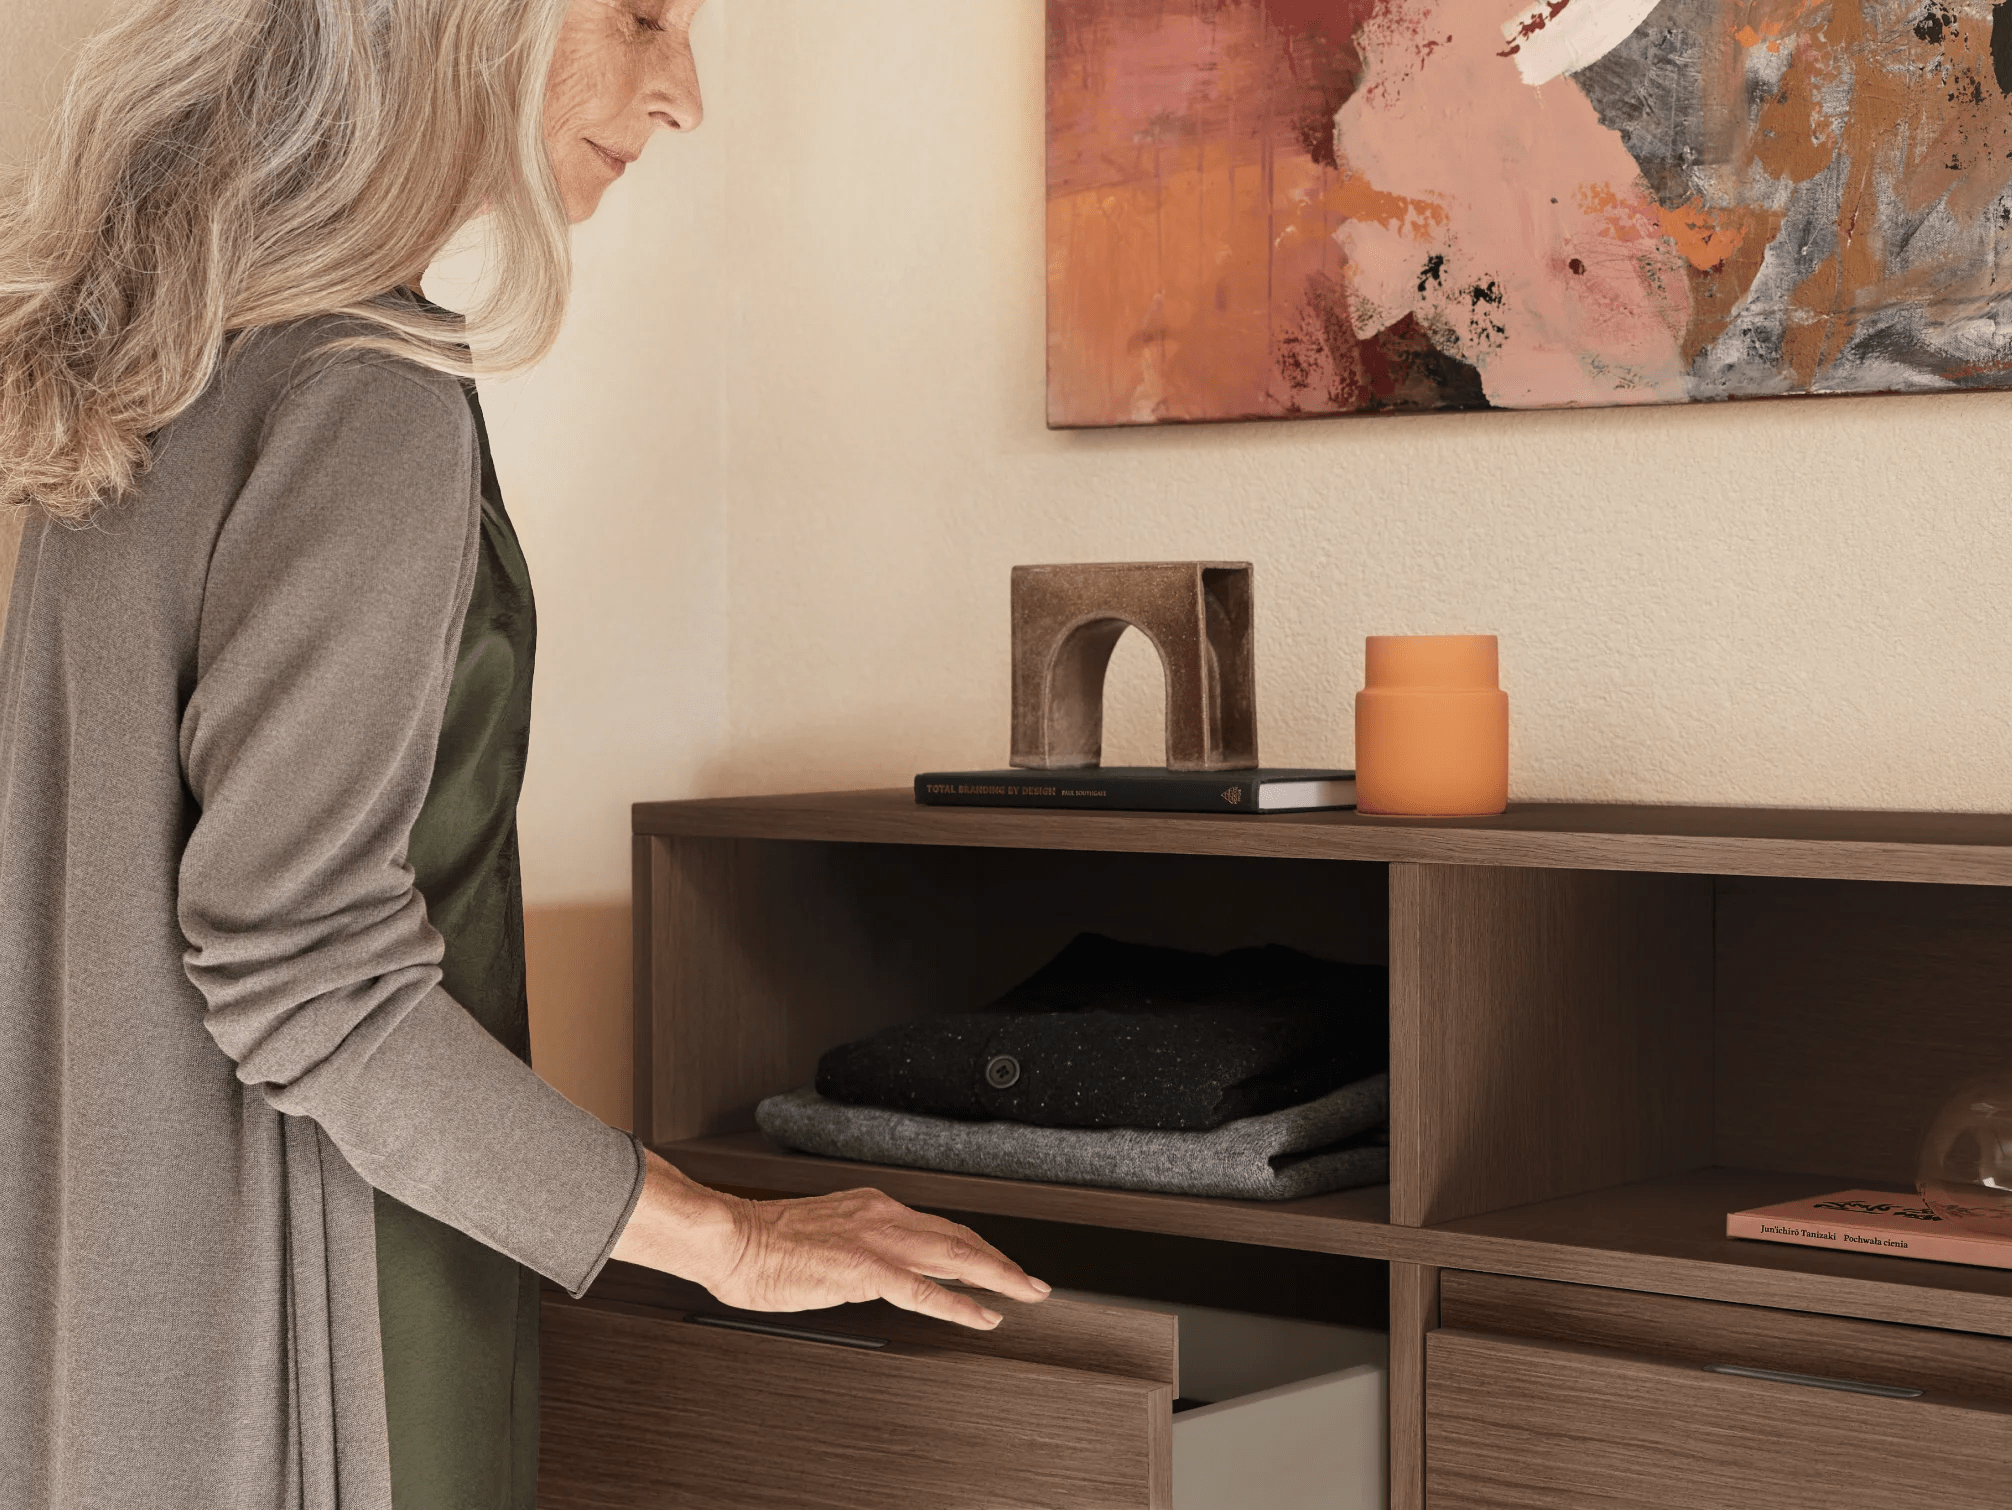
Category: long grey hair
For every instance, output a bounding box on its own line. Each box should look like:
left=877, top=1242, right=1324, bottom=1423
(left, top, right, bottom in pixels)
left=0, top=0, right=576, bottom=520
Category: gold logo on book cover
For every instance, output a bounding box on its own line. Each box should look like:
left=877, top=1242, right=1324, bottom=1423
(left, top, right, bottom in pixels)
left=1221, top=788, right=1243, bottom=806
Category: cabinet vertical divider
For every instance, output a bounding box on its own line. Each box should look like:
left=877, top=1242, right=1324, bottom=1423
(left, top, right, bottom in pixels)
left=630, top=833, right=660, bottom=1146
left=1387, top=865, right=1431, bottom=1510
left=1388, top=1262, right=1441, bottom=1510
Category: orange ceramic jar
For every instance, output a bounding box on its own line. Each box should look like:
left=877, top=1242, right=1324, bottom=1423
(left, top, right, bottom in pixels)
left=1354, top=634, right=1508, bottom=816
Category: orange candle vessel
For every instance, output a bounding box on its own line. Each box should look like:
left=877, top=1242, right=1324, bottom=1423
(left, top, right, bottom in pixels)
left=1354, top=634, right=1508, bottom=816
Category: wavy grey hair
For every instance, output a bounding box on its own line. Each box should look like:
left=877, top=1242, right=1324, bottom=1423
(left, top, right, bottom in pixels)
left=0, top=0, right=575, bottom=521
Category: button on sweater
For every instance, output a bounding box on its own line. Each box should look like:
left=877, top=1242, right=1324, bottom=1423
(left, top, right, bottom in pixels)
left=815, top=934, right=1389, bottom=1131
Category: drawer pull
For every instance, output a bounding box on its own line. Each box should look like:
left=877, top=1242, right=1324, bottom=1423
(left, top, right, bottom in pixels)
left=686, top=1312, right=890, bottom=1350
left=1705, top=1363, right=1923, bottom=1400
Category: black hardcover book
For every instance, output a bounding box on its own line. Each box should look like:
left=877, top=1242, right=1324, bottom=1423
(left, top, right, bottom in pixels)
left=914, top=767, right=1357, bottom=814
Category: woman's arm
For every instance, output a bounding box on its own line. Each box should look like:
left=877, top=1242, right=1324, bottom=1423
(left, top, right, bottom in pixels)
left=179, top=349, right=642, bottom=1297
left=177, top=346, right=1043, bottom=1324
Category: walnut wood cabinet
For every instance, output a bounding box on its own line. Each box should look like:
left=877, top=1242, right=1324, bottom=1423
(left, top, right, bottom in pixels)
left=538, top=793, right=2012, bottom=1509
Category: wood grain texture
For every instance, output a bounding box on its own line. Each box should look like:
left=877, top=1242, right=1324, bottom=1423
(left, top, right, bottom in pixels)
left=632, top=789, right=2012, bottom=885
left=1440, top=1271, right=2012, bottom=1401
left=659, top=1132, right=1396, bottom=1256
left=645, top=836, right=974, bottom=1142
left=1715, top=877, right=2012, bottom=1182
left=1423, top=1168, right=2012, bottom=1336
left=1387, top=1264, right=1439, bottom=1510
left=617, top=789, right=2012, bottom=1497
left=539, top=1295, right=1173, bottom=1510
left=1390, top=864, right=1714, bottom=1226
left=1425, top=1329, right=2012, bottom=1510
left=579, top=1261, right=1180, bottom=1388
left=631, top=836, right=658, bottom=1151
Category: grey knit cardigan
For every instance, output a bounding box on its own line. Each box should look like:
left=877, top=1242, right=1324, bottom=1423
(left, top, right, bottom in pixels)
left=0, top=319, right=644, bottom=1510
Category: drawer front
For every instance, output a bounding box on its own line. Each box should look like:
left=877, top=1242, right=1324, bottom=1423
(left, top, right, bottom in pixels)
left=1426, top=1329, right=2011, bottom=1510
left=1439, top=1270, right=2012, bottom=1401
left=540, top=1293, right=1173, bottom=1510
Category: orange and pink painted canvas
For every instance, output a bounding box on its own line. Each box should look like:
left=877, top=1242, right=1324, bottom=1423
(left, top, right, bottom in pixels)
left=1046, top=0, right=2012, bottom=424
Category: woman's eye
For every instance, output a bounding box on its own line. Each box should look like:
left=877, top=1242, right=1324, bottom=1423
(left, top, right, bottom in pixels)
left=633, top=10, right=667, bottom=33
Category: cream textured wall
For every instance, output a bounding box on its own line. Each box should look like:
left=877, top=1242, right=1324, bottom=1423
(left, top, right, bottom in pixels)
left=0, top=0, right=114, bottom=154
left=716, top=0, right=2012, bottom=811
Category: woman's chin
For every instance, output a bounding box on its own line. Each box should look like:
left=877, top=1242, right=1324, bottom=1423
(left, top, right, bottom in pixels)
left=557, top=172, right=609, bottom=225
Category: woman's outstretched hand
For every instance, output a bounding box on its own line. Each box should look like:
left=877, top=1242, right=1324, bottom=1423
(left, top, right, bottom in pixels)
left=610, top=1147, right=1050, bottom=1329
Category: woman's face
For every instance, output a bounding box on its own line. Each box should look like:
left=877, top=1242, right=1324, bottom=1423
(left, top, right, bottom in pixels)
left=544, top=0, right=706, bottom=223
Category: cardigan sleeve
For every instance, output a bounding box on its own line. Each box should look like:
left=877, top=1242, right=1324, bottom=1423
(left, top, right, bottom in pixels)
left=176, top=351, right=643, bottom=1298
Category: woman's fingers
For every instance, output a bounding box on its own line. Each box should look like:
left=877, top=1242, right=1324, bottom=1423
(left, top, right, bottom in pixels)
left=802, top=1192, right=1050, bottom=1299
left=869, top=1262, right=1006, bottom=1330
left=894, top=1227, right=1050, bottom=1303
left=935, top=1218, right=1037, bottom=1281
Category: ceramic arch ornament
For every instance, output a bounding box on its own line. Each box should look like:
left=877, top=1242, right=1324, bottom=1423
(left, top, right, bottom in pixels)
left=1009, top=562, right=1258, bottom=772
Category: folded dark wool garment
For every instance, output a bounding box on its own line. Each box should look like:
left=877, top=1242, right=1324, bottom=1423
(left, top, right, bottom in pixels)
left=814, top=933, right=1388, bottom=1132
left=756, top=1073, right=1390, bottom=1202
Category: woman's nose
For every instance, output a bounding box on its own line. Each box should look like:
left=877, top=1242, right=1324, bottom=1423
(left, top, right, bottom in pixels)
left=650, top=38, right=703, bottom=133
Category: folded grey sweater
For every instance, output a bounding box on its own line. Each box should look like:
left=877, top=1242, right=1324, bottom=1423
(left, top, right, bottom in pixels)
left=756, top=1073, right=1389, bottom=1201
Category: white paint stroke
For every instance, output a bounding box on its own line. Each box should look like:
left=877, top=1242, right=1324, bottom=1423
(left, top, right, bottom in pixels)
left=1499, top=0, right=1663, bottom=86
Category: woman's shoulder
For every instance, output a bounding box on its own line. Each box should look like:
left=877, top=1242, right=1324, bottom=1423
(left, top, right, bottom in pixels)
left=218, top=311, right=472, bottom=440
left=136, top=309, right=479, bottom=549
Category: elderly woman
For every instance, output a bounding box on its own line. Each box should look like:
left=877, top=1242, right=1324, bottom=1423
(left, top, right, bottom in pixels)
left=0, top=2, right=1046, bottom=1507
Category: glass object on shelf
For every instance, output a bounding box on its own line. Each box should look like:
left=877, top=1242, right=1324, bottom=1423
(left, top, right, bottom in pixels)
left=1917, top=1068, right=2012, bottom=1235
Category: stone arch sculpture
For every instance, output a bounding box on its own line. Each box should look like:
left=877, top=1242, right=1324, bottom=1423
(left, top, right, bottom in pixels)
left=1009, top=561, right=1258, bottom=772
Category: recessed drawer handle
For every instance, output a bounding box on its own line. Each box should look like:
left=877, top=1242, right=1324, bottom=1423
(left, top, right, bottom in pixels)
left=686, top=1312, right=890, bottom=1350
left=1705, top=1363, right=1923, bottom=1400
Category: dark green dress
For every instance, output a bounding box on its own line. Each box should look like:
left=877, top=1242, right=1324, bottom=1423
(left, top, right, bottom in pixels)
left=376, top=384, right=541, bottom=1509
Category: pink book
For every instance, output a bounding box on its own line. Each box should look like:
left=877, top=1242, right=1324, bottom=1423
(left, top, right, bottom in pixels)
left=1727, top=1189, right=2012, bottom=1270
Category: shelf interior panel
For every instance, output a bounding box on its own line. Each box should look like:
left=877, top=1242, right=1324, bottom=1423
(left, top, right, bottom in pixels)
left=658, top=1132, right=1399, bottom=1260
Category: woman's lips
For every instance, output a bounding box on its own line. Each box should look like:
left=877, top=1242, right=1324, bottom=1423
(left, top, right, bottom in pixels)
left=588, top=140, right=631, bottom=176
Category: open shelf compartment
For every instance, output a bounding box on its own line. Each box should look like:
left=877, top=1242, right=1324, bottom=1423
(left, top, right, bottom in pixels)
left=1397, top=862, right=2012, bottom=1336
left=634, top=831, right=1395, bottom=1232
left=635, top=799, right=2012, bottom=1328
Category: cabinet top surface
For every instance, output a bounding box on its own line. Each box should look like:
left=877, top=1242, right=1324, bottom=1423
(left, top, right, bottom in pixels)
left=633, top=790, right=2012, bottom=884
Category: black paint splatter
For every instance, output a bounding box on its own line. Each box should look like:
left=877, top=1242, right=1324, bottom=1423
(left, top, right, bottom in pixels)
left=1360, top=314, right=1490, bottom=412
left=1417, top=254, right=1446, bottom=296
left=1993, top=0, right=2012, bottom=93
left=1915, top=1, right=1953, bottom=45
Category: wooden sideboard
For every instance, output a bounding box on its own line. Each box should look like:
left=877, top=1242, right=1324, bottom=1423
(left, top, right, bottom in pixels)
left=539, top=792, right=2012, bottom=1509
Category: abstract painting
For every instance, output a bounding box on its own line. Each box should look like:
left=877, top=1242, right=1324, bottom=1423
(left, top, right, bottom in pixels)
left=1046, top=0, right=2012, bottom=424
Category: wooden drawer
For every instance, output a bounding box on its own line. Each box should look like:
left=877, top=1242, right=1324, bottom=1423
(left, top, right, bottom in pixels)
left=540, top=1267, right=1174, bottom=1510
left=1438, top=1270, right=2012, bottom=1398
left=1428, top=1274, right=2012, bottom=1510
left=540, top=1266, right=1388, bottom=1510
